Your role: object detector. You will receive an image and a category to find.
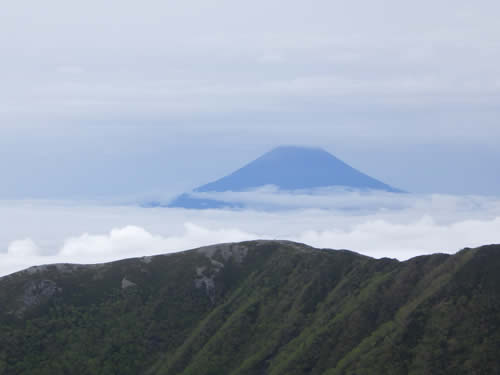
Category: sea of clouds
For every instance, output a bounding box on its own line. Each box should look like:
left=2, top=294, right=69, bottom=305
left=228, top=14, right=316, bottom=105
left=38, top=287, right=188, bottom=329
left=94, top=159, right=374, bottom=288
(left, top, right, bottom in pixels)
left=1, top=190, right=500, bottom=277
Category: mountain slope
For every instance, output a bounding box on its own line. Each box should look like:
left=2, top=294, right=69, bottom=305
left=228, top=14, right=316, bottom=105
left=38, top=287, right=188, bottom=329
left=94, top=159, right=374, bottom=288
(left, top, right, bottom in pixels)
left=168, top=146, right=402, bottom=209
left=1, top=241, right=499, bottom=374
left=196, top=146, right=399, bottom=192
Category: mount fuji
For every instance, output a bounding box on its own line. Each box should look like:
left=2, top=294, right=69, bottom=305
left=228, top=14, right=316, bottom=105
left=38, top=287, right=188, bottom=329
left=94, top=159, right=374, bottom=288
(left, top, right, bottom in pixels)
left=168, top=146, right=402, bottom=209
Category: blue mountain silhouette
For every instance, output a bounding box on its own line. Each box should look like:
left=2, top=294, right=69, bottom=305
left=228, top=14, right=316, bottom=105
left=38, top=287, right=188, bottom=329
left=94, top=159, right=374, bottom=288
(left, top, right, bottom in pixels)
left=168, top=146, right=402, bottom=209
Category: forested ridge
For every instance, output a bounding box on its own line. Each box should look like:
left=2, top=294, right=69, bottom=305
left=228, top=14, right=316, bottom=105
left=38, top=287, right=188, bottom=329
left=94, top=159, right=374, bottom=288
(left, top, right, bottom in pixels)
left=1, top=240, right=499, bottom=374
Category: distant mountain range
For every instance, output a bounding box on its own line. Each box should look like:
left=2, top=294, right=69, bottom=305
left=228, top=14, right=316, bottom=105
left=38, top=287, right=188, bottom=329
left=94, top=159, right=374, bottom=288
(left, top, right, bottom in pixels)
left=1, top=241, right=499, bottom=374
left=168, top=146, right=402, bottom=209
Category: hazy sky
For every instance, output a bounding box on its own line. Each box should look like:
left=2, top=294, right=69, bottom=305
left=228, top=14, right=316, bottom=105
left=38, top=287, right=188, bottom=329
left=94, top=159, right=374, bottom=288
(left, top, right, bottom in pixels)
left=2, top=0, right=500, bottom=198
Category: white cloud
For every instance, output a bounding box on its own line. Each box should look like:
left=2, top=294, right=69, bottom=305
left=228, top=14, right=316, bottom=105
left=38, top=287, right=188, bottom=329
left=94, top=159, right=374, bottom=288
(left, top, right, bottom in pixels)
left=58, top=223, right=256, bottom=259
left=189, top=188, right=500, bottom=218
left=1, top=194, right=500, bottom=277
left=7, top=239, right=40, bottom=256
left=293, top=216, right=500, bottom=259
left=0, top=222, right=259, bottom=276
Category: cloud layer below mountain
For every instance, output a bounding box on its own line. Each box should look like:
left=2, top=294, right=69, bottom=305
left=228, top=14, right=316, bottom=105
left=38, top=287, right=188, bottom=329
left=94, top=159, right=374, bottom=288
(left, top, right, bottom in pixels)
left=1, top=191, right=500, bottom=277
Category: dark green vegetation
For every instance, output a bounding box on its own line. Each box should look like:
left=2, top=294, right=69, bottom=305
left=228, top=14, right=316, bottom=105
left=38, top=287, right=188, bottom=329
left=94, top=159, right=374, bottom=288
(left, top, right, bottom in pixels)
left=1, top=240, right=499, bottom=374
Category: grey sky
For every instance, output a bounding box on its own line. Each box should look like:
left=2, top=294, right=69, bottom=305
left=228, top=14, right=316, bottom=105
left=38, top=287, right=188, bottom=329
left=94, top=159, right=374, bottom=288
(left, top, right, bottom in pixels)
left=1, top=0, right=500, bottom=197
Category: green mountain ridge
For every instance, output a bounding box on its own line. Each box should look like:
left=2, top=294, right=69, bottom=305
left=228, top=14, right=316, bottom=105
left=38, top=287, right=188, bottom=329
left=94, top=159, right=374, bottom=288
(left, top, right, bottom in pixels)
left=1, top=240, right=499, bottom=374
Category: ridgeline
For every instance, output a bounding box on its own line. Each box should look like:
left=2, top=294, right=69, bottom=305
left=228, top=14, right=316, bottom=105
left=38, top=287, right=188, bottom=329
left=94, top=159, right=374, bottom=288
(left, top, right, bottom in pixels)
left=1, top=240, right=499, bottom=374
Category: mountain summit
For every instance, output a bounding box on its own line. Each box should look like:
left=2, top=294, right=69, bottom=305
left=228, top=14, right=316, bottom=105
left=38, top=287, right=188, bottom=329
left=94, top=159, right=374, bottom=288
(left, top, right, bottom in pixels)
left=168, top=146, right=401, bottom=209
left=197, top=146, right=398, bottom=192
